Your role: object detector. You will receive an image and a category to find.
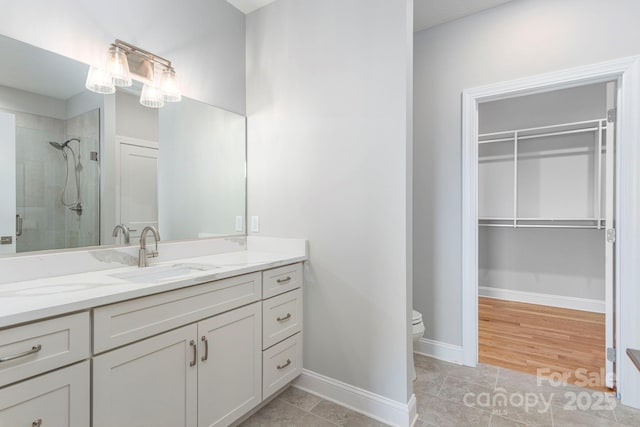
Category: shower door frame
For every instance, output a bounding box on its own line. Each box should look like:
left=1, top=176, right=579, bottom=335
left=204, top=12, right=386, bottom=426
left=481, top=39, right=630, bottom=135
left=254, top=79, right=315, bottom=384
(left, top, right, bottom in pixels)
left=460, top=56, right=640, bottom=406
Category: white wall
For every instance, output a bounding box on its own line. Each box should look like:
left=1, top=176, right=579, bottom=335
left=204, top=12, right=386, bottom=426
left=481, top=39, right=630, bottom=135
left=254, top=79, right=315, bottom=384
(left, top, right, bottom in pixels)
left=0, top=0, right=246, bottom=114
left=247, top=0, right=413, bottom=404
left=413, top=0, right=640, bottom=347
left=0, top=86, right=66, bottom=120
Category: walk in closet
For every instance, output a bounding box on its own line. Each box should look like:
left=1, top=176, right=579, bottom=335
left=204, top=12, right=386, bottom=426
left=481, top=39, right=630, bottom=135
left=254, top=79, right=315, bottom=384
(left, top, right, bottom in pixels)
left=477, top=81, right=616, bottom=389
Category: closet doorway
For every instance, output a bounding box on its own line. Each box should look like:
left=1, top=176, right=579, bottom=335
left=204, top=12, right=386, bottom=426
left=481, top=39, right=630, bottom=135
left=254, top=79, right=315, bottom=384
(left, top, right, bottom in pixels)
left=476, top=81, right=616, bottom=391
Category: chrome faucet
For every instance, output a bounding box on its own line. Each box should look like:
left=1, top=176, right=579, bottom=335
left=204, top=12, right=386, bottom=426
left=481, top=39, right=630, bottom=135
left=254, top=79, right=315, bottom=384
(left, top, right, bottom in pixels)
left=138, top=226, right=160, bottom=267
left=112, top=224, right=131, bottom=245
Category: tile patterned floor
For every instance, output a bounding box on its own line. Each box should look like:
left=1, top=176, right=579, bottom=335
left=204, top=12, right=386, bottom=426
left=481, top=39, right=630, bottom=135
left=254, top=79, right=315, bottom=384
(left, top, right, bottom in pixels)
left=239, top=354, right=640, bottom=426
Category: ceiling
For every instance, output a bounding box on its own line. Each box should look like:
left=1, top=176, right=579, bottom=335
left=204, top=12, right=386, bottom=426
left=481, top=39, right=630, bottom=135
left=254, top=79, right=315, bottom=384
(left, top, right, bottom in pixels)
left=226, top=0, right=277, bottom=14
left=414, top=0, right=514, bottom=32
left=226, top=0, right=514, bottom=31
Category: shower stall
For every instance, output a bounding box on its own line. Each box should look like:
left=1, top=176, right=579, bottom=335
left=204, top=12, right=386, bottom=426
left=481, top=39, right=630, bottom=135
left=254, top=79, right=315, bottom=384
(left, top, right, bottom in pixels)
left=14, top=109, right=100, bottom=252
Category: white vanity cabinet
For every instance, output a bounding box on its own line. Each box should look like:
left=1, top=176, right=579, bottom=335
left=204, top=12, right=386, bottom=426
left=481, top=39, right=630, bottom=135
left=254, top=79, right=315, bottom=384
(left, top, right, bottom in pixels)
left=0, top=312, right=91, bottom=427
left=0, top=260, right=304, bottom=427
left=0, top=361, right=90, bottom=427
left=260, top=263, right=304, bottom=399
left=92, top=273, right=265, bottom=427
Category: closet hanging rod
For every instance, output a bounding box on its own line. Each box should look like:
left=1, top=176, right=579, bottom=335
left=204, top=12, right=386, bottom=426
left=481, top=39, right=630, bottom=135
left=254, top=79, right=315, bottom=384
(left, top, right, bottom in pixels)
left=517, top=217, right=602, bottom=221
left=478, top=137, right=515, bottom=144
left=478, top=117, right=606, bottom=138
left=516, top=224, right=602, bottom=229
left=479, top=217, right=603, bottom=222
left=518, top=127, right=599, bottom=141
left=478, top=224, right=602, bottom=229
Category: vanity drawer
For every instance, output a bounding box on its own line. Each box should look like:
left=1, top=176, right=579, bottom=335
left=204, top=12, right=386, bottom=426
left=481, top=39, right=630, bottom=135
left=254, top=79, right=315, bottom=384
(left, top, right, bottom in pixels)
left=263, top=288, right=302, bottom=349
left=93, top=272, right=262, bottom=353
left=262, top=263, right=302, bottom=299
left=0, top=360, right=90, bottom=427
left=263, top=332, right=303, bottom=400
left=0, top=312, right=90, bottom=386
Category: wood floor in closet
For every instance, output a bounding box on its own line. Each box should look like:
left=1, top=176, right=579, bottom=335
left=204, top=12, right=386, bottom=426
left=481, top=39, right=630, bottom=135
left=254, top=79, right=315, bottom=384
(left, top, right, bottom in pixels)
left=478, top=297, right=610, bottom=391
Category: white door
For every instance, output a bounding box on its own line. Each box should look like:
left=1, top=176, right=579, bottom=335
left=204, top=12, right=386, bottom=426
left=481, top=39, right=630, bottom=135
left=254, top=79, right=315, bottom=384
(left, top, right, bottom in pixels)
left=93, top=324, right=198, bottom=427
left=197, top=302, right=262, bottom=427
left=0, top=112, right=16, bottom=254
left=604, top=82, right=616, bottom=389
left=120, top=142, right=158, bottom=241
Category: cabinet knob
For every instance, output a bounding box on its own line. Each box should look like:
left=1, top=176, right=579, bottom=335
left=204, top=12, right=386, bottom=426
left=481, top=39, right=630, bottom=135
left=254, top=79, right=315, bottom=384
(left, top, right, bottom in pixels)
left=32, top=419, right=42, bottom=427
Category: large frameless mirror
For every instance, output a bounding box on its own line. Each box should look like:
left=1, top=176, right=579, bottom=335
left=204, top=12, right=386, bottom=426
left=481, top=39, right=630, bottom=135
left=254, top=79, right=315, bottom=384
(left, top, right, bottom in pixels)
left=0, top=34, right=246, bottom=256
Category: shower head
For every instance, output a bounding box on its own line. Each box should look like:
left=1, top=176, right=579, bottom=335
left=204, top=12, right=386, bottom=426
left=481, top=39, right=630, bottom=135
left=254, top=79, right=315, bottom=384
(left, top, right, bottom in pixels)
left=49, top=138, right=80, bottom=150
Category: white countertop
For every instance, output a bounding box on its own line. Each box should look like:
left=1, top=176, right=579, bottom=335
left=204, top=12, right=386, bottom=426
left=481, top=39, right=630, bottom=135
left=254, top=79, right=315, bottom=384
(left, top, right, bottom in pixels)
left=0, top=249, right=306, bottom=328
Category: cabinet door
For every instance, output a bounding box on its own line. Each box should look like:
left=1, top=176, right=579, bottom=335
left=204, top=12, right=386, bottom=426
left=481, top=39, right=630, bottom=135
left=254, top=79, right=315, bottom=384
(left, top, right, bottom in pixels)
left=0, top=361, right=90, bottom=427
left=198, top=302, right=262, bottom=427
left=93, top=324, right=198, bottom=427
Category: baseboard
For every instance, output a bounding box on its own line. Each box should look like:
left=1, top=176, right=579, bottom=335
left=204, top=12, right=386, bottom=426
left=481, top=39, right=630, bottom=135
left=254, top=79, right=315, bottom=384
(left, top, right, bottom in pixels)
left=479, top=286, right=605, bottom=313
left=293, top=369, right=417, bottom=427
left=413, top=338, right=463, bottom=364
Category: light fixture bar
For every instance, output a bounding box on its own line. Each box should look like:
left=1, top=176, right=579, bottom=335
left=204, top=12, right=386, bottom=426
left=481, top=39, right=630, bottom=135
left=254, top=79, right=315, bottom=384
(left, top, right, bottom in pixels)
left=85, top=39, right=181, bottom=108
left=113, top=39, right=173, bottom=70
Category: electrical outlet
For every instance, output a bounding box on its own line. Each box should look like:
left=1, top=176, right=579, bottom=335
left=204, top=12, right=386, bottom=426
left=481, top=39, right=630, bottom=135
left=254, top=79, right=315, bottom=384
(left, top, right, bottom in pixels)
left=235, top=216, right=243, bottom=232
left=251, top=216, right=260, bottom=233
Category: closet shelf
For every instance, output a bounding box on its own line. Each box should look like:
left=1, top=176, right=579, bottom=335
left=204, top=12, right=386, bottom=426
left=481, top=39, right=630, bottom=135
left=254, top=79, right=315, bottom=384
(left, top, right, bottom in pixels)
left=479, top=217, right=605, bottom=229
left=478, top=118, right=607, bottom=144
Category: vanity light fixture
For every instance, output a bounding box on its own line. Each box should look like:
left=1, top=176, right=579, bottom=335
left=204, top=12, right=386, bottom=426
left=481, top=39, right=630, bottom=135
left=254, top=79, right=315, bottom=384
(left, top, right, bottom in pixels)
left=85, top=39, right=181, bottom=108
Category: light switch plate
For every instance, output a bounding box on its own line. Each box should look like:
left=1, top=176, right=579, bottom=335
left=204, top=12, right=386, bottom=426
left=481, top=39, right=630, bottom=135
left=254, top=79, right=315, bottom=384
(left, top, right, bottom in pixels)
left=235, top=216, right=243, bottom=232
left=251, top=216, right=260, bottom=233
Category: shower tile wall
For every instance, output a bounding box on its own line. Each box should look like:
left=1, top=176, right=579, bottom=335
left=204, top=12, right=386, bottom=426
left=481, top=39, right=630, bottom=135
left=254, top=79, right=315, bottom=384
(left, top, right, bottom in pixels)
left=7, top=108, right=100, bottom=253
left=65, top=110, right=100, bottom=249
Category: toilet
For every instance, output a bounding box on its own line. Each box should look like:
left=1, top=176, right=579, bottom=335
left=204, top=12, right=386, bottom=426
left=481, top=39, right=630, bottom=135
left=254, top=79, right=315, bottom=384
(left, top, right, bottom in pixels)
left=411, top=309, right=425, bottom=381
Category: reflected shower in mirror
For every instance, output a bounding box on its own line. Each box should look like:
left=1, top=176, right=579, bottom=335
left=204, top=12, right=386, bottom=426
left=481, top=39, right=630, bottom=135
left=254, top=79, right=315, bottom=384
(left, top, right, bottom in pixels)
left=0, top=34, right=247, bottom=256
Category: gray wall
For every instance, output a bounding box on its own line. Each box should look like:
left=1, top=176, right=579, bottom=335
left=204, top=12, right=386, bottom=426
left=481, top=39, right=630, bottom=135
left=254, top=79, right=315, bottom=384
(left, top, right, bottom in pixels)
left=414, top=0, right=640, bottom=346
left=246, top=0, right=414, bottom=403
left=0, top=0, right=246, bottom=114
left=478, top=83, right=606, bottom=301
left=115, top=92, right=159, bottom=141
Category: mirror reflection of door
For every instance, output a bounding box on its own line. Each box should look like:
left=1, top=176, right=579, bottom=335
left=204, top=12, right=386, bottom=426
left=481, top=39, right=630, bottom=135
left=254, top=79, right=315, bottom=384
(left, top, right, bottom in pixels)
left=118, top=139, right=158, bottom=243
left=0, top=112, right=16, bottom=254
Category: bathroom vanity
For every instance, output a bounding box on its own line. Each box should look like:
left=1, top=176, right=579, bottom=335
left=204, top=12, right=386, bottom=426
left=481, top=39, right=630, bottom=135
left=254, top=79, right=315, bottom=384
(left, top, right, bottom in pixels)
left=0, top=239, right=306, bottom=427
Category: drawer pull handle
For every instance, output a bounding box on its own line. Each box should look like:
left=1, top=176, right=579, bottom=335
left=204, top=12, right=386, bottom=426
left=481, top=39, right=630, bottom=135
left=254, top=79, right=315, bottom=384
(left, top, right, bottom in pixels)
left=32, top=419, right=42, bottom=427
left=277, top=276, right=292, bottom=284
left=277, top=313, right=292, bottom=322
left=277, top=359, right=292, bottom=370
left=189, top=340, right=197, bottom=367
left=0, top=344, right=42, bottom=363
left=201, top=336, right=209, bottom=362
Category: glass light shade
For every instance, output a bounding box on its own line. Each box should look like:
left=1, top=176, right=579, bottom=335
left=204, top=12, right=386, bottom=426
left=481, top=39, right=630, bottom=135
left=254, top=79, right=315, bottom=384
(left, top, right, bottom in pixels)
left=140, top=83, right=165, bottom=108
left=85, top=66, right=115, bottom=94
left=160, top=68, right=181, bottom=102
left=107, top=46, right=132, bottom=87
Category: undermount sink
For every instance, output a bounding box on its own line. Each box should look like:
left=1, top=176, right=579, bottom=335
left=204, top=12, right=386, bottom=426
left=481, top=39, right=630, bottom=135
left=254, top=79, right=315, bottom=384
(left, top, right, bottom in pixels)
left=110, top=263, right=218, bottom=283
